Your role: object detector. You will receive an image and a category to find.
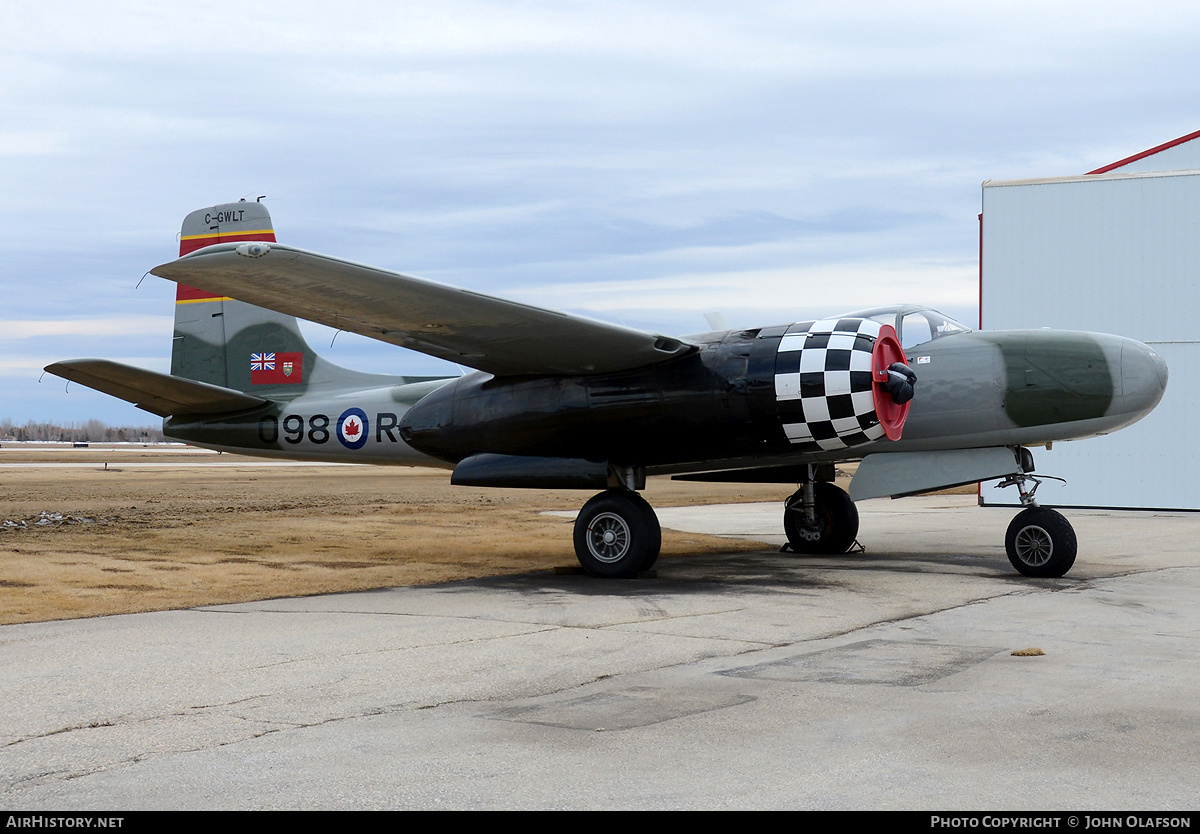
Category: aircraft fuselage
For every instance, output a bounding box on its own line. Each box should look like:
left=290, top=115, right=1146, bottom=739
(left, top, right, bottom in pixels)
left=165, top=325, right=1166, bottom=477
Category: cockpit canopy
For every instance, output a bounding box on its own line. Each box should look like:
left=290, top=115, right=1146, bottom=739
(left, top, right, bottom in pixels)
left=843, top=306, right=973, bottom=351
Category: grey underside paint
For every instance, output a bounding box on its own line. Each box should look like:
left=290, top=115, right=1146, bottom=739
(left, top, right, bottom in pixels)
left=151, top=243, right=695, bottom=377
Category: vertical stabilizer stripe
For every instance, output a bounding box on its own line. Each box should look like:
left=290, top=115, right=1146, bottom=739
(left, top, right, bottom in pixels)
left=175, top=288, right=233, bottom=303
left=179, top=229, right=277, bottom=256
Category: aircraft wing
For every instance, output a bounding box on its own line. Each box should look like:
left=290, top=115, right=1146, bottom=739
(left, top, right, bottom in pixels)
left=44, top=360, right=269, bottom=418
left=151, top=243, right=696, bottom=376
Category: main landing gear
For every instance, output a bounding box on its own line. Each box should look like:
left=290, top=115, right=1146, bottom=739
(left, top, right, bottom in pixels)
left=573, top=489, right=662, bottom=578
left=780, top=464, right=859, bottom=555
left=783, top=480, right=859, bottom=554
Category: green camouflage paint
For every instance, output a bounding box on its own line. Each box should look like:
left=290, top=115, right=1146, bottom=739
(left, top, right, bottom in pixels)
left=983, top=332, right=1114, bottom=428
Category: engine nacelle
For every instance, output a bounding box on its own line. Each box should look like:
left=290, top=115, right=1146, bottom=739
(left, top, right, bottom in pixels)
left=772, top=317, right=913, bottom=451
left=399, top=316, right=917, bottom=468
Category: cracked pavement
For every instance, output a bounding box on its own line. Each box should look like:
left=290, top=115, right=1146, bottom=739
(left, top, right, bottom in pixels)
left=2, top=496, right=1199, bottom=809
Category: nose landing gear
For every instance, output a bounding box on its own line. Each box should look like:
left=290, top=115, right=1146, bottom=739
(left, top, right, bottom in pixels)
left=995, top=450, right=1077, bottom=578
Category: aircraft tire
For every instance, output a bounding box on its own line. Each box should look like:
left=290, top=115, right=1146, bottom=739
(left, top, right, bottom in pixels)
left=783, top=482, right=859, bottom=554
left=574, top=490, right=661, bottom=578
left=1005, top=507, right=1077, bottom=578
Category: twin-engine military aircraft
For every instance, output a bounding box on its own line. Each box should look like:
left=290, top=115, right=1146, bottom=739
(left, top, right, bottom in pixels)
left=47, top=201, right=1167, bottom=579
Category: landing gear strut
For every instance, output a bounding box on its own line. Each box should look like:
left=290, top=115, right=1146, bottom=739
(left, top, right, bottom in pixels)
left=573, top=489, right=661, bottom=578
left=996, top=448, right=1077, bottom=578
left=783, top=469, right=859, bottom=554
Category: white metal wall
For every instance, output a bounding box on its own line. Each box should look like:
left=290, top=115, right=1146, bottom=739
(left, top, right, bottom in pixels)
left=981, top=169, right=1199, bottom=509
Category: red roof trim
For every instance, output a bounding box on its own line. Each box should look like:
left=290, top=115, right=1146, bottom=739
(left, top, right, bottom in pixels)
left=1086, top=128, right=1200, bottom=175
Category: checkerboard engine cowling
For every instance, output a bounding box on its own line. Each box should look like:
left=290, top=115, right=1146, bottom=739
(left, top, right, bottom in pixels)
left=774, top=317, right=887, bottom=452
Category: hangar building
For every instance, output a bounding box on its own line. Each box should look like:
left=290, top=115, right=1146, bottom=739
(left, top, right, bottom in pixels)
left=980, top=130, right=1200, bottom=510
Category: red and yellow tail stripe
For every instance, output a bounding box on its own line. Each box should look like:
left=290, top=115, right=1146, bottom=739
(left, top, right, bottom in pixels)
left=175, top=227, right=276, bottom=303
left=179, top=228, right=276, bottom=256
left=175, top=285, right=234, bottom=303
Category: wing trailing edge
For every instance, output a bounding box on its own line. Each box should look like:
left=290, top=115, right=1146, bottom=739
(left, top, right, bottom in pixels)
left=150, top=243, right=696, bottom=377
left=44, top=360, right=269, bottom=418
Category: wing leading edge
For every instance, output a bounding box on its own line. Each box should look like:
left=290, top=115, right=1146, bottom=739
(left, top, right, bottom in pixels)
left=150, top=243, right=696, bottom=377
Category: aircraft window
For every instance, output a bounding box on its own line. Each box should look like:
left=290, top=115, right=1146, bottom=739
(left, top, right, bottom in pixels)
left=901, top=313, right=933, bottom=350
left=901, top=310, right=971, bottom=349
left=865, top=312, right=899, bottom=330
left=927, top=311, right=971, bottom=337
left=841, top=307, right=972, bottom=348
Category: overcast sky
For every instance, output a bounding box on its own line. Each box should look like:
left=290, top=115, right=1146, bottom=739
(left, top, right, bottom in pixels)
left=4, top=1, right=1198, bottom=424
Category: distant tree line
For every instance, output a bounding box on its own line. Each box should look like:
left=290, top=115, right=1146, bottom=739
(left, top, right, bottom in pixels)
left=0, top=419, right=167, bottom=443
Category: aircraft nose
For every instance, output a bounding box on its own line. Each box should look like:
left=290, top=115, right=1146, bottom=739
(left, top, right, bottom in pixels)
left=1121, top=338, right=1168, bottom=417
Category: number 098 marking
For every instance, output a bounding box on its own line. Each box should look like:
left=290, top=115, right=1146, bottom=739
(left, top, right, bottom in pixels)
left=258, top=414, right=333, bottom=445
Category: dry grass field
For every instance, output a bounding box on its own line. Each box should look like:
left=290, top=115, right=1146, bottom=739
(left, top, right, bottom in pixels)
left=0, top=445, right=800, bottom=625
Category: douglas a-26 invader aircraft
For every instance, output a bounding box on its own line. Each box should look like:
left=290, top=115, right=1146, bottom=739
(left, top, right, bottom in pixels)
left=47, top=201, right=1167, bottom=579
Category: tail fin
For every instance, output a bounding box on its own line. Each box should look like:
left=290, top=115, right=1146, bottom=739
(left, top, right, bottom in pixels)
left=178, top=201, right=277, bottom=257
left=170, top=200, right=424, bottom=396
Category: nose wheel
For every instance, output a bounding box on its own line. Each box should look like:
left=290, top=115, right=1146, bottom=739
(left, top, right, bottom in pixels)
left=574, top=489, right=661, bottom=578
left=1005, top=506, right=1077, bottom=577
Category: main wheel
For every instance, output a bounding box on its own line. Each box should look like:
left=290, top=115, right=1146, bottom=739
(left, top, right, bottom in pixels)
left=783, top=482, right=859, bottom=554
left=574, top=490, right=661, bottom=578
left=1005, top=507, right=1077, bottom=577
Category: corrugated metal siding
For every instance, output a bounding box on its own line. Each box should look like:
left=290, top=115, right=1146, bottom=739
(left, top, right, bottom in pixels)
left=981, top=171, right=1198, bottom=509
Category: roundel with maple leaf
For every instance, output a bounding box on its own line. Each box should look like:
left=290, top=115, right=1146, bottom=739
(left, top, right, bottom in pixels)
left=336, top=408, right=370, bottom=450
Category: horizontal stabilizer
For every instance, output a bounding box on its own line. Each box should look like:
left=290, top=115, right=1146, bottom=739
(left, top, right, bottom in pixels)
left=151, top=243, right=696, bottom=377
left=44, top=360, right=269, bottom=418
